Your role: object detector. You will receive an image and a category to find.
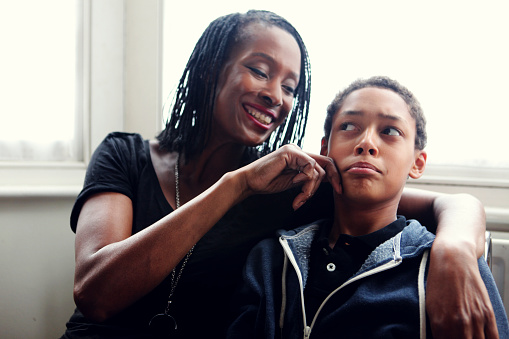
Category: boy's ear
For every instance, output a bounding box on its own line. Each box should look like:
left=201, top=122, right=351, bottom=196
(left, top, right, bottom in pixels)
left=409, top=150, right=427, bottom=179
left=320, top=137, right=328, bottom=156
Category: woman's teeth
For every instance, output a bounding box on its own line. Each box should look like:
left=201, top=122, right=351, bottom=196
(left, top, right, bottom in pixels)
left=248, top=109, right=272, bottom=125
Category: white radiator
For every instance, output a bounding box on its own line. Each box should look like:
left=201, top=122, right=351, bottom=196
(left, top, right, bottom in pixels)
left=492, top=238, right=509, bottom=316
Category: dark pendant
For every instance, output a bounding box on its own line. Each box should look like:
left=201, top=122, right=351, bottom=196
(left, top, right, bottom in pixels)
left=149, top=313, right=177, bottom=336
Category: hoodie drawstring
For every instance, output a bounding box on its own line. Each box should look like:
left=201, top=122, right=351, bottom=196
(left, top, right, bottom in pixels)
left=418, top=249, right=429, bottom=339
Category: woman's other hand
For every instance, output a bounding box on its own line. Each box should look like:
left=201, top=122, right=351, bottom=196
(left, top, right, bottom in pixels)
left=426, top=240, right=498, bottom=338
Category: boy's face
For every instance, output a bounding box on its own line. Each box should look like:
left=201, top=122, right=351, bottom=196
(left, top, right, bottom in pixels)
left=321, top=87, right=426, bottom=205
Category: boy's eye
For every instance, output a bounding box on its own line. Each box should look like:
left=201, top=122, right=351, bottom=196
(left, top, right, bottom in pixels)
left=340, top=122, right=355, bottom=131
left=382, top=127, right=401, bottom=136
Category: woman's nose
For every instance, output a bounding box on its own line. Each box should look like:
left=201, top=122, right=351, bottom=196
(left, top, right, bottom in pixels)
left=260, top=81, right=283, bottom=107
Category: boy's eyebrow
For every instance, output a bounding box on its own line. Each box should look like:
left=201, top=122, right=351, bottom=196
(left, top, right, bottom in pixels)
left=340, top=110, right=404, bottom=122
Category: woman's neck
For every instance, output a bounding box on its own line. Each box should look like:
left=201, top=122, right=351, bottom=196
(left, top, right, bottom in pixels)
left=179, top=141, right=246, bottom=192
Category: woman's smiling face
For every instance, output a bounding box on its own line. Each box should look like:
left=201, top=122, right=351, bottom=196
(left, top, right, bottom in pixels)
left=212, top=23, right=301, bottom=147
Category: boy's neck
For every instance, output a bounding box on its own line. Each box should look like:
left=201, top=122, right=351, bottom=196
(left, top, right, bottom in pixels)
left=329, top=195, right=399, bottom=248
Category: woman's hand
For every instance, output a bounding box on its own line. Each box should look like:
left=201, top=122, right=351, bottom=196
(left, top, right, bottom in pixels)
left=237, top=144, right=340, bottom=210
left=426, top=238, right=498, bottom=338
left=308, top=151, right=342, bottom=196
left=400, top=189, right=498, bottom=337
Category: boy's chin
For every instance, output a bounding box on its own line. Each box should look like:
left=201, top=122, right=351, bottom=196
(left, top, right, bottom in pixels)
left=341, top=185, right=386, bottom=204
left=342, top=181, right=377, bottom=197
left=341, top=185, right=402, bottom=208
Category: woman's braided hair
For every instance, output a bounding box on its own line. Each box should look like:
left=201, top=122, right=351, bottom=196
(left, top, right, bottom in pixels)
left=157, top=10, right=311, bottom=159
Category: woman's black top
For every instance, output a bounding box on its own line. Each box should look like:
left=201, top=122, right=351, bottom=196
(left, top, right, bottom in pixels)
left=62, top=132, right=333, bottom=339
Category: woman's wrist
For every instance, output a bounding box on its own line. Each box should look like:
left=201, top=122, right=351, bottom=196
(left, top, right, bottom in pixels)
left=431, top=233, right=478, bottom=264
left=220, top=169, right=253, bottom=204
left=433, top=193, right=486, bottom=258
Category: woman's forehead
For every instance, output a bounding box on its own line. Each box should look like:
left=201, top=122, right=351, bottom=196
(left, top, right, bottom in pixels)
left=230, top=23, right=301, bottom=67
left=235, top=22, right=297, bottom=53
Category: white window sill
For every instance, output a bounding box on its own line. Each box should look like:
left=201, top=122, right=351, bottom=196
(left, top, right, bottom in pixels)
left=0, top=185, right=82, bottom=198
left=0, top=161, right=86, bottom=198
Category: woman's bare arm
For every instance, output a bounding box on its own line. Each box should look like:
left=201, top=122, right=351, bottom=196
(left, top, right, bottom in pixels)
left=73, top=144, right=333, bottom=322
left=399, top=187, right=485, bottom=255
left=399, top=188, right=498, bottom=338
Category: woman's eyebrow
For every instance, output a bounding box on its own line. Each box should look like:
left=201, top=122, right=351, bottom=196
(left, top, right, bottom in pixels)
left=250, top=52, right=300, bottom=80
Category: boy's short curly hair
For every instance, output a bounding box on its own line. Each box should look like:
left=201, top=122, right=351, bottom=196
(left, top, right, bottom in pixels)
left=323, top=76, right=427, bottom=150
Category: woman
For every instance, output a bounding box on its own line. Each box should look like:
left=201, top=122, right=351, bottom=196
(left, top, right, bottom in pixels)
left=62, top=10, right=495, bottom=339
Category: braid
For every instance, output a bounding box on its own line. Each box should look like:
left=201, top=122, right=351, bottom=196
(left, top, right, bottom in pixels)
left=158, top=13, right=241, bottom=157
left=157, top=10, right=312, bottom=159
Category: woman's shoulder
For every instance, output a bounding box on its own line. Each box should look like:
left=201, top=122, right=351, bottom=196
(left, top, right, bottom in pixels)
left=83, top=131, right=153, bottom=189
left=92, top=132, right=149, bottom=164
left=71, top=132, right=155, bottom=231
left=101, top=131, right=146, bottom=148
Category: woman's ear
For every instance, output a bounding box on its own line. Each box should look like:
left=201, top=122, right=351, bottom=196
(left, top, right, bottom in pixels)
left=320, top=137, right=328, bottom=156
left=409, top=150, right=427, bottom=179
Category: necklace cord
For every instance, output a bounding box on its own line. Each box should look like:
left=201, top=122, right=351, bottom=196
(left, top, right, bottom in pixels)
left=163, top=153, right=195, bottom=314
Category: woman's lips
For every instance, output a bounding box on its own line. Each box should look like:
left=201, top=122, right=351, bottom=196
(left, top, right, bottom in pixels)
left=244, top=104, right=276, bottom=129
left=246, top=107, right=273, bottom=125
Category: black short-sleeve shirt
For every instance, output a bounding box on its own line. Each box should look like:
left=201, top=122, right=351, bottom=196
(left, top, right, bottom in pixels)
left=64, top=132, right=333, bottom=339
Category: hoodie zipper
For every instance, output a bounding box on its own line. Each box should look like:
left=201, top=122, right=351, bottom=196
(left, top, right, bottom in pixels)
left=281, top=232, right=404, bottom=338
left=309, top=258, right=403, bottom=332
left=309, top=232, right=403, bottom=332
left=304, top=325, right=311, bottom=339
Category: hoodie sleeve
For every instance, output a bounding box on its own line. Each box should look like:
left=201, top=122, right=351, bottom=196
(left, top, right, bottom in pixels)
left=478, top=258, right=509, bottom=338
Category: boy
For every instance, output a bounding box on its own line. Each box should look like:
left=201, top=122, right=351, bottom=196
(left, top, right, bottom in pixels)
left=227, top=76, right=509, bottom=338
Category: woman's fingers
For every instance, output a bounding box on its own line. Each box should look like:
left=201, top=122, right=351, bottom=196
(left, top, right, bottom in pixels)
left=241, top=144, right=320, bottom=194
left=307, top=152, right=342, bottom=195
left=240, top=144, right=341, bottom=210
left=292, top=162, right=324, bottom=210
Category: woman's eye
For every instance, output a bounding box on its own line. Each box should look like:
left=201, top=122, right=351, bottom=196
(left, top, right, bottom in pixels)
left=383, top=127, right=401, bottom=136
left=340, top=123, right=355, bottom=131
left=283, top=85, right=295, bottom=95
left=248, top=67, right=268, bottom=79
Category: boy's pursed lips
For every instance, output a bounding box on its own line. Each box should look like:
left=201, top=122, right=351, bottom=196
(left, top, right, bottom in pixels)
left=345, top=161, right=382, bottom=174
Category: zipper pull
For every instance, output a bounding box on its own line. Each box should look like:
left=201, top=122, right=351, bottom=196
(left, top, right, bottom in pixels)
left=303, top=325, right=311, bottom=339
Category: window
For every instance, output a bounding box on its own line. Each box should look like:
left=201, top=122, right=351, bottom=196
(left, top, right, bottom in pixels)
left=0, top=0, right=81, bottom=162
left=163, top=1, right=509, bottom=171
left=0, top=0, right=164, bottom=193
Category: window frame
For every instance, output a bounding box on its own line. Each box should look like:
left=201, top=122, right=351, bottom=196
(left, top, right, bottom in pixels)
left=0, top=0, right=164, bottom=198
left=407, top=164, right=509, bottom=231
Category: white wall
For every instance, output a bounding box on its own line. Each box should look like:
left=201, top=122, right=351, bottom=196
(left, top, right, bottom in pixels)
left=0, top=196, right=76, bottom=338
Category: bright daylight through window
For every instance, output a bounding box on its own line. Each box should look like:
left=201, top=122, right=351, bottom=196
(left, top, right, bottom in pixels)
left=0, top=0, right=79, bottom=162
left=163, top=1, right=509, bottom=171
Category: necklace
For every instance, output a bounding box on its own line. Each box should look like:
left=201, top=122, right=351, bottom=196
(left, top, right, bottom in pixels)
left=149, top=153, right=195, bottom=336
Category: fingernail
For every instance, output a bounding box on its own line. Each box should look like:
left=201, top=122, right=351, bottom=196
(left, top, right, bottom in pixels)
left=294, top=201, right=305, bottom=210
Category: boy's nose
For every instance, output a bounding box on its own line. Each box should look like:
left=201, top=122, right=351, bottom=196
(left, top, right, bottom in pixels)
left=355, top=130, right=379, bottom=156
